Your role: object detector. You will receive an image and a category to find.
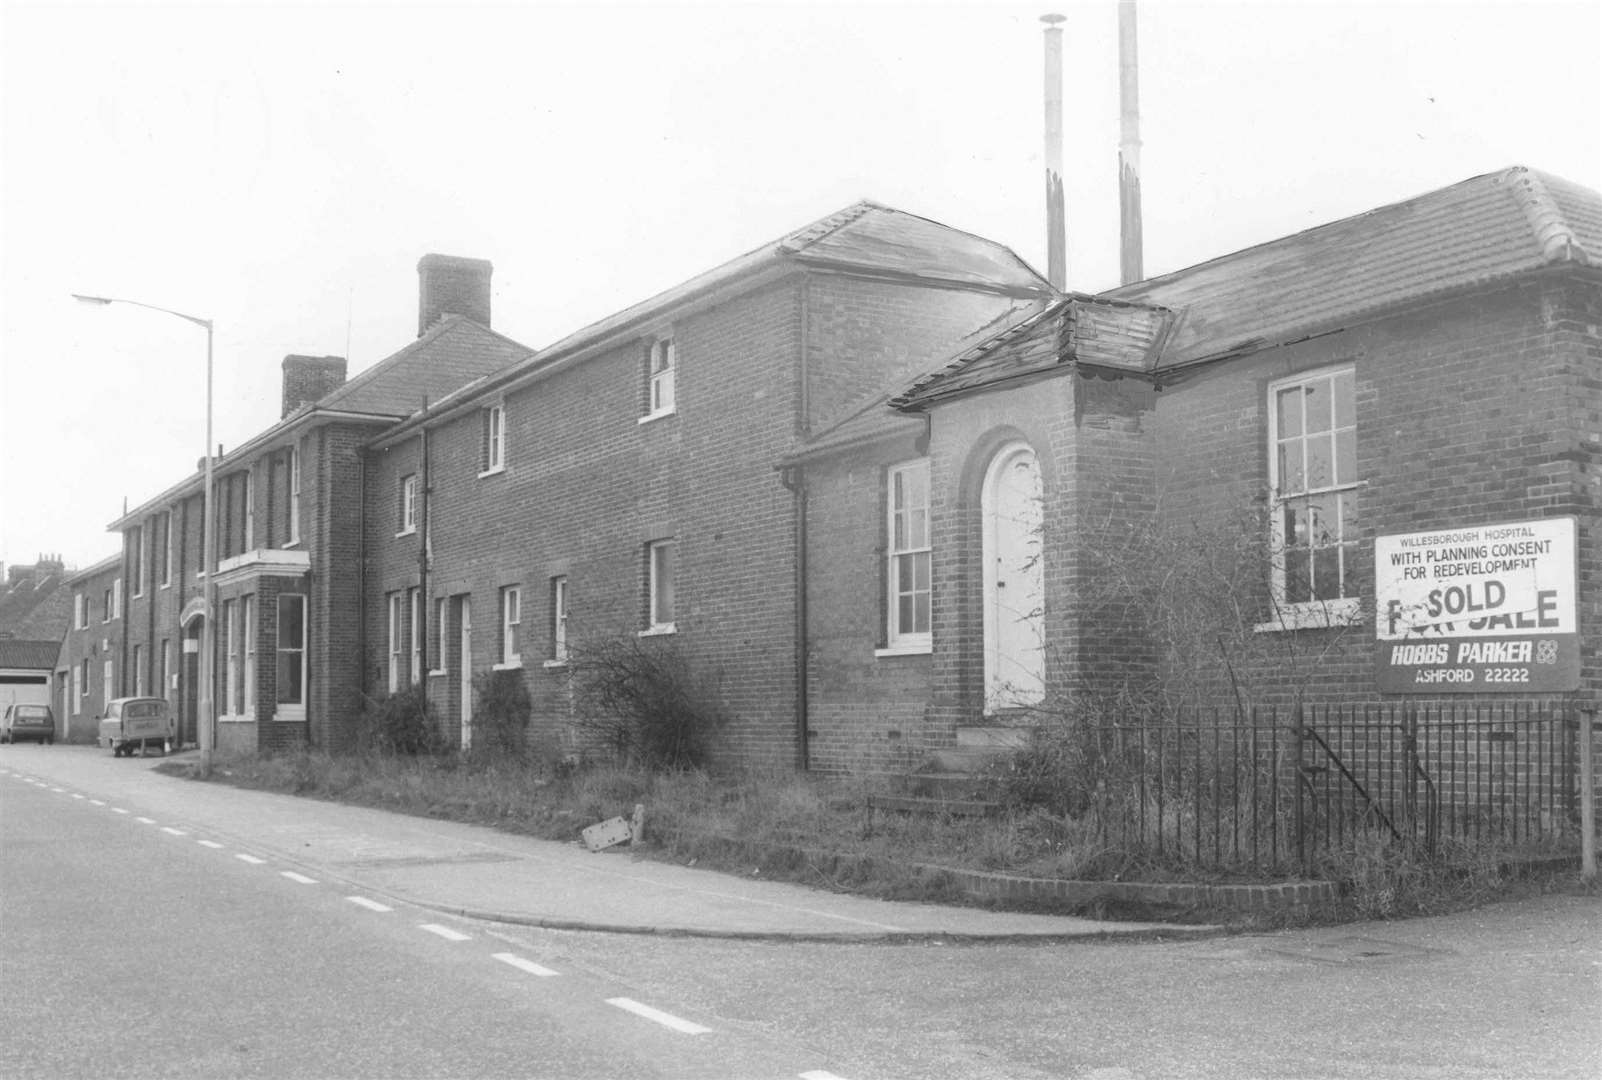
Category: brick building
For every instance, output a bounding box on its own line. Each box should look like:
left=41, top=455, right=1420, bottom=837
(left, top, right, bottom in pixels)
left=52, top=555, right=123, bottom=741
left=789, top=165, right=1600, bottom=772
left=58, top=166, right=1600, bottom=775
left=364, top=203, right=1048, bottom=763
left=61, top=256, right=534, bottom=753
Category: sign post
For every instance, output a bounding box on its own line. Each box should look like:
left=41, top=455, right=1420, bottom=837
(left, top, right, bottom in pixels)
left=1374, top=517, right=1579, bottom=693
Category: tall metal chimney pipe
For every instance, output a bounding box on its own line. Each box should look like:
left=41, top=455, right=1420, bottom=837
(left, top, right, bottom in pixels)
left=1118, top=0, right=1145, bottom=284
left=1041, top=13, right=1067, bottom=290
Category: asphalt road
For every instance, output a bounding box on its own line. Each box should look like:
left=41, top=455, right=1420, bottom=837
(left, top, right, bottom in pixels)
left=0, top=757, right=850, bottom=1079
left=3, top=744, right=1598, bottom=1080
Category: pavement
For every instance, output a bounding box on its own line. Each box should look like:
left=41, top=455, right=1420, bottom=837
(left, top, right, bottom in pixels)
left=0, top=746, right=1215, bottom=943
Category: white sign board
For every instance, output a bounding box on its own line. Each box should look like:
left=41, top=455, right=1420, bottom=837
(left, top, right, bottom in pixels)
left=1374, top=517, right=1578, bottom=692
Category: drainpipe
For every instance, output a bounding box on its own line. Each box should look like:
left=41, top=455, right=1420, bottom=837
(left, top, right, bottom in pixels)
left=780, top=464, right=810, bottom=771
left=418, top=399, right=431, bottom=676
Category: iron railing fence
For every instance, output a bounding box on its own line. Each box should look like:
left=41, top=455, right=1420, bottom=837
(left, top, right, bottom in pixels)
left=1086, top=703, right=1580, bottom=876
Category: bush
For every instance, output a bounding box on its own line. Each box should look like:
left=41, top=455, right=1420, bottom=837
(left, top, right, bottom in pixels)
left=356, top=685, right=442, bottom=756
left=567, top=634, right=726, bottom=770
left=470, top=668, right=532, bottom=760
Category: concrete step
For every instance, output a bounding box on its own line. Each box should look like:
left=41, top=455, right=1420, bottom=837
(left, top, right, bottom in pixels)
left=927, top=746, right=1011, bottom=774
left=903, top=770, right=996, bottom=799
left=955, top=724, right=1035, bottom=750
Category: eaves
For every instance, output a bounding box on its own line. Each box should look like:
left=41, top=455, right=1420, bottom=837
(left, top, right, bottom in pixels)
left=109, top=407, right=402, bottom=531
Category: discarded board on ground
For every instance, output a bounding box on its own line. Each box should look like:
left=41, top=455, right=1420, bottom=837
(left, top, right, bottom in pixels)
left=582, top=815, right=635, bottom=852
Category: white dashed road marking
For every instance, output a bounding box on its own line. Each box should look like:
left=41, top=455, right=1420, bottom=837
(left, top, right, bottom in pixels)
left=71, top=793, right=86, bottom=800
left=800, top=1072, right=853, bottom=1080
left=492, top=953, right=559, bottom=978
left=50, top=787, right=65, bottom=793
left=111, top=808, right=129, bottom=814
left=235, top=854, right=266, bottom=865
left=605, top=998, right=712, bottom=1035
left=280, top=871, right=318, bottom=885
left=136, top=817, right=156, bottom=824
left=89, top=799, right=105, bottom=806
left=419, top=924, right=471, bottom=942
left=198, top=840, right=224, bottom=849
left=161, top=827, right=188, bottom=836
left=346, top=897, right=393, bottom=913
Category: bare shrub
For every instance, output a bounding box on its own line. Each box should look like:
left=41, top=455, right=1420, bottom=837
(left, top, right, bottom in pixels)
left=355, top=685, right=443, bottom=756
left=566, top=634, right=727, bottom=770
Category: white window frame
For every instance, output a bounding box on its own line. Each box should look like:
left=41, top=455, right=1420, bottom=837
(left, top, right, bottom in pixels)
left=242, top=595, right=256, bottom=717
left=480, top=404, right=506, bottom=477
left=160, top=638, right=171, bottom=698
left=882, top=459, right=933, bottom=654
left=642, top=337, right=676, bottom=421
left=102, top=658, right=113, bottom=706
left=496, top=585, right=522, bottom=668
left=78, top=659, right=88, bottom=699
left=548, top=575, right=569, bottom=665
left=132, top=644, right=145, bottom=698
left=223, top=599, right=239, bottom=717
left=408, top=587, right=423, bottom=685
left=387, top=592, right=404, bottom=693
left=243, top=470, right=255, bottom=551
left=74, top=593, right=85, bottom=629
left=275, top=594, right=306, bottom=718
left=288, top=446, right=302, bottom=546
left=1263, top=365, right=1362, bottom=630
left=643, top=540, right=676, bottom=635
left=399, top=473, right=418, bottom=536
left=431, top=596, right=449, bottom=676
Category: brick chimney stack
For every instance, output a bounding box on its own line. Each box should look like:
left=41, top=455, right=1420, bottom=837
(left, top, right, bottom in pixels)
left=281, top=354, right=348, bottom=418
left=418, top=254, right=492, bottom=336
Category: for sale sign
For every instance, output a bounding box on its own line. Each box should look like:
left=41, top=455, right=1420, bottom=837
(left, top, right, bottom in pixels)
left=1375, top=517, right=1578, bottom=693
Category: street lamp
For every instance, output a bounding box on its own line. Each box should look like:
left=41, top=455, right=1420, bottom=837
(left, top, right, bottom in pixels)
left=73, top=293, right=216, bottom=779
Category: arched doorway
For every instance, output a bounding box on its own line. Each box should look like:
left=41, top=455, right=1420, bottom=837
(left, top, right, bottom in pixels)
left=981, top=442, right=1045, bottom=712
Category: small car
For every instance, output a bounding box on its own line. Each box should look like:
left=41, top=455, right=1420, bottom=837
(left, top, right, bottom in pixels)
left=100, top=697, right=176, bottom=757
left=1, top=703, right=55, bottom=744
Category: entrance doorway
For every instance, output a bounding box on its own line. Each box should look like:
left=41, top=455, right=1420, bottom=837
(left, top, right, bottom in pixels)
left=982, top=443, right=1045, bottom=712
left=458, top=597, right=473, bottom=751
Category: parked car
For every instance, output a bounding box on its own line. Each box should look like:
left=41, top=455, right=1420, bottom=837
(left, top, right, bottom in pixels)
left=1, top=703, right=54, bottom=745
left=100, top=697, right=175, bottom=757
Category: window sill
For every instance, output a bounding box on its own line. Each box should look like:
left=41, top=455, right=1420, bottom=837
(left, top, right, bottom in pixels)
left=1255, top=598, right=1363, bottom=633
left=396, top=527, right=417, bottom=538
left=637, top=409, right=676, bottom=426
left=542, top=659, right=569, bottom=669
left=427, top=668, right=446, bottom=678
left=491, top=660, right=523, bottom=671
left=477, top=465, right=506, bottom=479
left=874, top=642, right=932, bottom=658
left=283, top=540, right=301, bottom=550
left=639, top=623, right=677, bottom=637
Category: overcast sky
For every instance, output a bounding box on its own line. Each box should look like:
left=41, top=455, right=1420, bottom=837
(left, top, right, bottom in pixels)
left=2, top=0, right=1598, bottom=571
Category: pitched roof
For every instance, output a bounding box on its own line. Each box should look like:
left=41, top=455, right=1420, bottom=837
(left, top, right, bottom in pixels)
left=783, top=298, right=1054, bottom=462
left=0, top=639, right=61, bottom=671
left=888, top=293, right=1175, bottom=412
left=310, top=315, right=534, bottom=419
left=888, top=166, right=1601, bottom=411
left=114, top=316, right=535, bottom=528
left=0, top=562, right=70, bottom=641
left=378, top=202, right=1053, bottom=446
left=1102, top=165, right=1601, bottom=368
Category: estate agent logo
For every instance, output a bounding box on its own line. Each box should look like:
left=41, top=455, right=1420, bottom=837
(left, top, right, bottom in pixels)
left=1374, top=516, right=1579, bottom=693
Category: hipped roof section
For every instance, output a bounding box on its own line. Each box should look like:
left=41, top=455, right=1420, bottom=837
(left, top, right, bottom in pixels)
left=890, top=166, right=1601, bottom=412
left=375, top=201, right=1050, bottom=447
left=110, top=315, right=534, bottom=530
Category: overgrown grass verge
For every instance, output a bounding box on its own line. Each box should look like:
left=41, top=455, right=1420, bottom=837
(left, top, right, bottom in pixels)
left=159, top=749, right=1590, bottom=926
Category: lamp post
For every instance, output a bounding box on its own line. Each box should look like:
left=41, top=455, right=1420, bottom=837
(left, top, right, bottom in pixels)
left=73, top=294, right=216, bottom=779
